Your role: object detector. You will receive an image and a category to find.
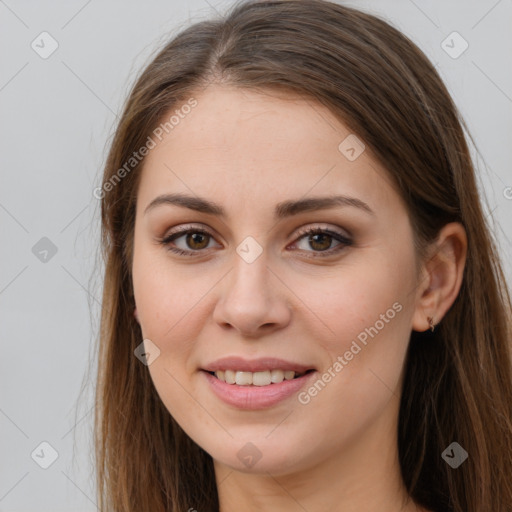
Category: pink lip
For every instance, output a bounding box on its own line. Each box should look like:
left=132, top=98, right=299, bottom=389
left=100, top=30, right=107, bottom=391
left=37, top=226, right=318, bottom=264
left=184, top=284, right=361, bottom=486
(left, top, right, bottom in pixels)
left=202, top=356, right=314, bottom=373
left=202, top=370, right=317, bottom=410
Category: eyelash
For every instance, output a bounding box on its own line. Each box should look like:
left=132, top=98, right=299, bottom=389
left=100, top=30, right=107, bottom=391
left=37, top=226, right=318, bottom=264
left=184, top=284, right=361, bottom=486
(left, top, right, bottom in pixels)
left=158, top=224, right=353, bottom=259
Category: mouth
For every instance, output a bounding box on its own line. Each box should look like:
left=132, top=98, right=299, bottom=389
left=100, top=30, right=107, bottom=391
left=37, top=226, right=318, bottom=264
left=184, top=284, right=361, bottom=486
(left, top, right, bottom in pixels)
left=204, top=369, right=316, bottom=386
left=200, top=357, right=317, bottom=409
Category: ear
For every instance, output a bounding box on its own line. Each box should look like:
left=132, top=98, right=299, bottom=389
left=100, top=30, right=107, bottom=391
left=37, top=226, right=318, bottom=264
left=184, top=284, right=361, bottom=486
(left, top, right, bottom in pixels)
left=412, top=222, right=467, bottom=332
left=134, top=307, right=140, bottom=324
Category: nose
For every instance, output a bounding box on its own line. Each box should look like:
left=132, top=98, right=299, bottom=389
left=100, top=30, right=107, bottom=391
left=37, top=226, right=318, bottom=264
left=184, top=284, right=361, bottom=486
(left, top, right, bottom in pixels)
left=212, top=251, right=292, bottom=338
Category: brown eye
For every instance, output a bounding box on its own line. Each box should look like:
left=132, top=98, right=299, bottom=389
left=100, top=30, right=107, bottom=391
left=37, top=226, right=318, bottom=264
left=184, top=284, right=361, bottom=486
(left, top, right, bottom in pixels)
left=160, top=227, right=219, bottom=256
left=291, top=226, right=352, bottom=257
left=183, top=232, right=210, bottom=250
left=304, top=232, right=333, bottom=251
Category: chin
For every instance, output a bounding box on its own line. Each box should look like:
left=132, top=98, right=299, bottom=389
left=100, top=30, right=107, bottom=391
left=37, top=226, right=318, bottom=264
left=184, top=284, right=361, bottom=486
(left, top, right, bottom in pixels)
left=206, top=434, right=317, bottom=476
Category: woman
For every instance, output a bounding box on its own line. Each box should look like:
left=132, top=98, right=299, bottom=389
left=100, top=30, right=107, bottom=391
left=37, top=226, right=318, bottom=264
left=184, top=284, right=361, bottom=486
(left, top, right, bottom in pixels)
left=94, top=1, right=512, bottom=510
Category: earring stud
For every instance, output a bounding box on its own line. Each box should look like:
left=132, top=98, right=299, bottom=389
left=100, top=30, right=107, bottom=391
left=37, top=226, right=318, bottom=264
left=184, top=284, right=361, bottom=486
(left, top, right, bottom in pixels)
left=427, top=316, right=435, bottom=332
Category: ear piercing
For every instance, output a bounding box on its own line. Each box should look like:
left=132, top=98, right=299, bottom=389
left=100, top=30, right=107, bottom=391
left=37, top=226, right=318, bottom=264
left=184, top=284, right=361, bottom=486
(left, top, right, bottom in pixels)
left=427, top=316, right=435, bottom=332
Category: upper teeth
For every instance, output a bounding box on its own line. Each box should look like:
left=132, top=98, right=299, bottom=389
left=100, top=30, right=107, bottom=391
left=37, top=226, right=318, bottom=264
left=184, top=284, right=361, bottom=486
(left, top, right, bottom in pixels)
left=214, top=369, right=301, bottom=386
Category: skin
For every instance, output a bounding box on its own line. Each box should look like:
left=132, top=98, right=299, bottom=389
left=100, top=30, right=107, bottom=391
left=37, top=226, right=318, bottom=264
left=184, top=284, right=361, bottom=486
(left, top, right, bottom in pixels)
left=131, top=85, right=467, bottom=512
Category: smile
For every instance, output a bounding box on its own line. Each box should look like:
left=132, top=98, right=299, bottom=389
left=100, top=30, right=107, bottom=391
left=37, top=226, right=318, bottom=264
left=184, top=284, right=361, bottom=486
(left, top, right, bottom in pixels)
left=201, top=357, right=317, bottom=409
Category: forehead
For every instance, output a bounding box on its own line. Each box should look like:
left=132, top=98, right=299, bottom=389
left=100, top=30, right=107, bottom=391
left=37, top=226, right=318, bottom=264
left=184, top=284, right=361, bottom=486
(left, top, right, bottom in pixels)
left=136, top=85, right=402, bottom=220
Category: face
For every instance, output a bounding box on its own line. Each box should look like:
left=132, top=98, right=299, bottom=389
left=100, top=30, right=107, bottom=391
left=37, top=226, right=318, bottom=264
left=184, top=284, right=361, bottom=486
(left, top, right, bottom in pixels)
left=132, top=85, right=421, bottom=476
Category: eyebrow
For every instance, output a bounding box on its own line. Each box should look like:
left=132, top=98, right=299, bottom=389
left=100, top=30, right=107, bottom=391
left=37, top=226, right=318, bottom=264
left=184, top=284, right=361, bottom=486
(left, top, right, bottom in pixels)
left=143, top=192, right=375, bottom=219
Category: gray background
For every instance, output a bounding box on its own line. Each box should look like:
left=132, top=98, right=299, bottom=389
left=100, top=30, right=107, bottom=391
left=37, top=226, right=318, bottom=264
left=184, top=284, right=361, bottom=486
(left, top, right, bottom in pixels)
left=0, top=0, right=511, bottom=510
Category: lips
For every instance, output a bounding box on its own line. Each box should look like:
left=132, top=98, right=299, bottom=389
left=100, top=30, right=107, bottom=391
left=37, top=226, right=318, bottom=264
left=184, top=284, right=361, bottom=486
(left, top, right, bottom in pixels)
left=201, top=356, right=317, bottom=409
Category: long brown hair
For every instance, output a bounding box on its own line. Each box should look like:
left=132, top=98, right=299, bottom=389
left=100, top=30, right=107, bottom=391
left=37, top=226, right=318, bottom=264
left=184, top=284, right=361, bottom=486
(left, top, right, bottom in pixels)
left=94, top=1, right=512, bottom=510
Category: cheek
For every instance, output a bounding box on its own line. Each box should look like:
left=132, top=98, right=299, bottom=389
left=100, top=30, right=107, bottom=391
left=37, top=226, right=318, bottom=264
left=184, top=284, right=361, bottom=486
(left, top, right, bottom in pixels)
left=303, top=248, right=416, bottom=413
left=287, top=268, right=414, bottom=459
left=132, top=252, right=212, bottom=425
left=133, top=263, right=197, bottom=347
left=132, top=245, right=221, bottom=371
left=313, top=258, right=413, bottom=351
left=133, top=238, right=184, bottom=326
